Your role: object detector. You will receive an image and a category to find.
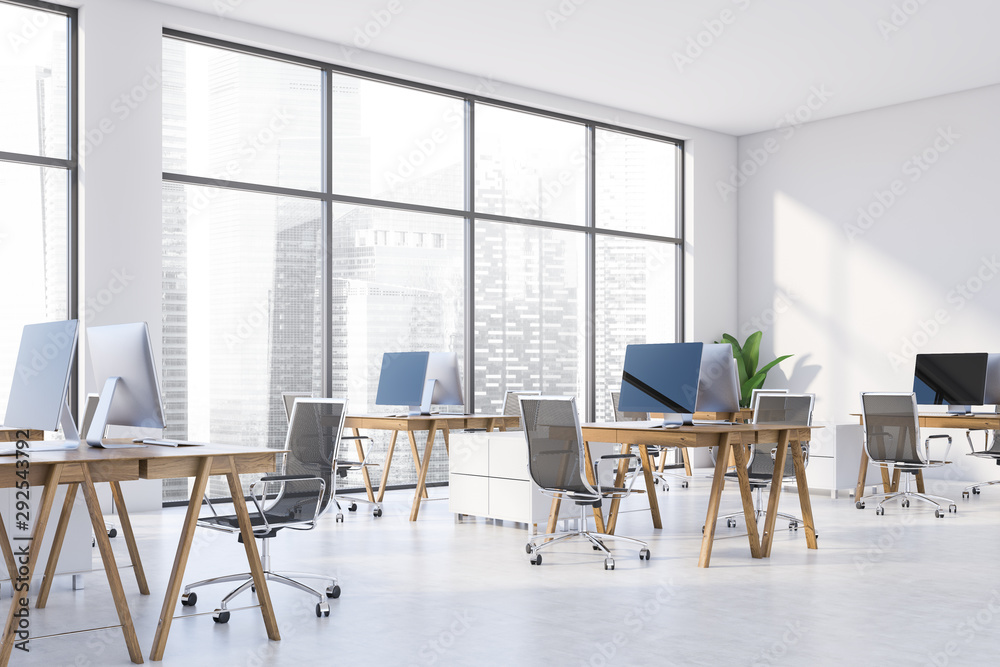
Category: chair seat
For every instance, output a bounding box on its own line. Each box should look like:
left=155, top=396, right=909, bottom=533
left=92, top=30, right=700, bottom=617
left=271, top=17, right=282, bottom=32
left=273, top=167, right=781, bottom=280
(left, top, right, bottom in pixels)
left=968, top=451, right=1000, bottom=461
left=198, top=512, right=299, bottom=539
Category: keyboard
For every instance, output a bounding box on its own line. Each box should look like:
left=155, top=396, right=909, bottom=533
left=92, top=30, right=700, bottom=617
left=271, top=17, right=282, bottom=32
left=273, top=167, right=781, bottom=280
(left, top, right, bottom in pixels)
left=0, top=440, right=79, bottom=456
left=133, top=438, right=207, bottom=447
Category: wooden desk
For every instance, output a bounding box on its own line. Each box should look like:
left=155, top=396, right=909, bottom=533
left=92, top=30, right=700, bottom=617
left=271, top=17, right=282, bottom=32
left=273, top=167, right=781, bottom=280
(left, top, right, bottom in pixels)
left=0, top=431, right=42, bottom=443
left=576, top=422, right=818, bottom=568
left=0, top=441, right=278, bottom=664
left=853, top=413, right=1000, bottom=499
left=344, top=415, right=518, bottom=521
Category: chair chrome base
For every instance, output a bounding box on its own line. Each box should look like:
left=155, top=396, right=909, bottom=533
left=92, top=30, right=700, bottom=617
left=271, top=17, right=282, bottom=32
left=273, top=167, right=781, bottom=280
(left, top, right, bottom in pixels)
left=962, top=479, right=1000, bottom=498
left=858, top=470, right=957, bottom=517
left=525, top=504, right=649, bottom=570
left=181, top=537, right=340, bottom=618
left=720, top=485, right=803, bottom=531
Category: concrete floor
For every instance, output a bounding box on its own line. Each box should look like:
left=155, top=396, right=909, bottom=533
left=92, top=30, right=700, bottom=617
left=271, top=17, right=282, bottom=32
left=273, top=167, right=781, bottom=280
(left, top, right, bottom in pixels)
left=19, top=475, right=1000, bottom=666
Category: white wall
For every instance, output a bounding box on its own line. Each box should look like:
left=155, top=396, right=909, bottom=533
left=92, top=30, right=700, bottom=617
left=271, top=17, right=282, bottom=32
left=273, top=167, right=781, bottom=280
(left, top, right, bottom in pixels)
left=737, top=83, right=1000, bottom=482
left=72, top=0, right=739, bottom=401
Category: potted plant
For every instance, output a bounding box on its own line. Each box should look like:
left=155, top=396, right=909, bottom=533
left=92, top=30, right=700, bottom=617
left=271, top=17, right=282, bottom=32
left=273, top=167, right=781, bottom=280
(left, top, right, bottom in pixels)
left=716, top=331, right=793, bottom=411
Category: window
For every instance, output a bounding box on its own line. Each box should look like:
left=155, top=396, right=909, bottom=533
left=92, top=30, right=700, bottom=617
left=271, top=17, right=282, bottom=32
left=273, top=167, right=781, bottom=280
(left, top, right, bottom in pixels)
left=162, top=31, right=681, bottom=501
left=0, top=0, right=75, bottom=417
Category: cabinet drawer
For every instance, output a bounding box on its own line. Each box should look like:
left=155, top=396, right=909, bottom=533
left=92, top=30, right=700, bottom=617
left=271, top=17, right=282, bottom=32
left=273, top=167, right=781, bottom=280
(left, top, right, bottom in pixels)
left=488, top=478, right=531, bottom=523
left=449, top=473, right=489, bottom=516
left=488, top=433, right=529, bottom=480
left=450, top=433, right=490, bottom=476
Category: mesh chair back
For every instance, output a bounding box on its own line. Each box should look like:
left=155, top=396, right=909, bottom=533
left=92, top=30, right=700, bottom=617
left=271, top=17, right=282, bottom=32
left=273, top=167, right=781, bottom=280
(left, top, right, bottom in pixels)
left=861, top=393, right=923, bottom=465
left=748, top=393, right=814, bottom=479
left=273, top=398, right=346, bottom=520
left=610, top=390, right=649, bottom=422
left=519, top=396, right=593, bottom=496
left=988, top=431, right=1000, bottom=454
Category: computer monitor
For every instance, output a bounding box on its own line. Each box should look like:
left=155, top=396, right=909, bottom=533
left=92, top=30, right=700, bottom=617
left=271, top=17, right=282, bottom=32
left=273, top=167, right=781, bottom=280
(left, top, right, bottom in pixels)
left=3, top=319, right=80, bottom=447
left=619, top=342, right=703, bottom=425
left=912, top=352, right=989, bottom=415
left=86, top=322, right=166, bottom=447
left=375, top=351, right=464, bottom=415
left=695, top=343, right=742, bottom=415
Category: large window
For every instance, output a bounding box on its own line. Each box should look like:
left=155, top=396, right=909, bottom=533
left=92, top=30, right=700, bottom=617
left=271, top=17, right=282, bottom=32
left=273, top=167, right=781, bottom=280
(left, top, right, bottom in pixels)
left=162, top=32, right=681, bottom=500
left=0, top=0, right=75, bottom=417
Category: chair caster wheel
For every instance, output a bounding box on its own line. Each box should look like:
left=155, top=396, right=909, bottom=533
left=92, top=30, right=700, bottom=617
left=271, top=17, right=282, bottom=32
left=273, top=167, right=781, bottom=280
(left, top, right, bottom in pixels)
left=875, top=507, right=884, bottom=516
left=639, top=548, right=650, bottom=561
left=348, top=503, right=358, bottom=512
left=212, top=610, right=230, bottom=624
left=604, top=557, right=615, bottom=571
left=935, top=509, right=945, bottom=518
left=525, top=543, right=533, bottom=554
left=855, top=501, right=865, bottom=509
left=726, top=518, right=737, bottom=528
left=963, top=491, right=970, bottom=499
left=789, top=521, right=798, bottom=531
left=316, top=602, right=331, bottom=617
left=682, top=481, right=689, bottom=488
left=901, top=499, right=910, bottom=508
left=949, top=504, right=957, bottom=513
left=107, top=528, right=117, bottom=538
left=973, top=487, right=981, bottom=495
left=701, top=525, right=705, bottom=535
left=373, top=508, right=383, bottom=518
left=529, top=554, right=542, bottom=565
left=336, top=513, right=344, bottom=523
left=326, top=584, right=341, bottom=598
left=180, top=592, right=197, bottom=606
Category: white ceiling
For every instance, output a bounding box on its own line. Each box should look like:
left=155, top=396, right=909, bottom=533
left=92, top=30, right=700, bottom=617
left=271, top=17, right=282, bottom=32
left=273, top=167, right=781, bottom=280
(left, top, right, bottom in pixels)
left=155, top=0, right=1000, bottom=136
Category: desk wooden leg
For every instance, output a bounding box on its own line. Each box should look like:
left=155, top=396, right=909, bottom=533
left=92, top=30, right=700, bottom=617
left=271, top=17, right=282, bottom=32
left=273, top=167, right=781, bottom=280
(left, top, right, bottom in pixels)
left=760, top=433, right=790, bottom=558
left=80, top=465, right=143, bottom=664
left=150, top=456, right=213, bottom=661
left=406, top=430, right=429, bottom=500
left=36, top=482, right=79, bottom=608
left=224, top=456, right=280, bottom=641
left=890, top=468, right=901, bottom=493
left=789, top=435, right=818, bottom=550
left=604, top=448, right=630, bottom=536
left=353, top=429, right=376, bottom=504
left=0, top=464, right=63, bottom=665
left=732, top=438, right=763, bottom=560
left=915, top=471, right=926, bottom=493
left=582, top=443, right=606, bottom=534
left=375, top=430, right=398, bottom=503
left=699, top=434, right=732, bottom=568
left=110, top=481, right=150, bottom=595
left=855, top=447, right=870, bottom=499
left=410, top=424, right=437, bottom=521
left=546, top=497, right=561, bottom=535
left=639, top=445, right=662, bottom=530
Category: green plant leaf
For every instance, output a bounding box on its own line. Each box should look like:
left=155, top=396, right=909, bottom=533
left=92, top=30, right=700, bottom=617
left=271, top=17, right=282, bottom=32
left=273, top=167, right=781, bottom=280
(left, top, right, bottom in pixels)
left=746, top=354, right=794, bottom=389
left=742, top=331, right=762, bottom=378
left=720, top=333, right=749, bottom=387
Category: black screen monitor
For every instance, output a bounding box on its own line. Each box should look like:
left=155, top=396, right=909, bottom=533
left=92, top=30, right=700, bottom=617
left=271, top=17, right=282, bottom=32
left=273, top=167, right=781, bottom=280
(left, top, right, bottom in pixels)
left=619, top=342, right=703, bottom=425
left=913, top=353, right=988, bottom=414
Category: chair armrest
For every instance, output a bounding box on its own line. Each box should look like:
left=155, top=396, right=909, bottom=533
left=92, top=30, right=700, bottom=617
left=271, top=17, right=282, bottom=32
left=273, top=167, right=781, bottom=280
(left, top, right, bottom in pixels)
left=340, top=435, right=370, bottom=441
left=966, top=430, right=986, bottom=454
left=594, top=452, right=641, bottom=496
left=259, top=474, right=315, bottom=482
left=924, top=434, right=953, bottom=461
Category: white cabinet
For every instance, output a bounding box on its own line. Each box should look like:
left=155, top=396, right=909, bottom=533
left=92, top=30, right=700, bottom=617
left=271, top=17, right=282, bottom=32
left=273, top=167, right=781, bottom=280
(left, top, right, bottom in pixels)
left=802, top=423, right=878, bottom=499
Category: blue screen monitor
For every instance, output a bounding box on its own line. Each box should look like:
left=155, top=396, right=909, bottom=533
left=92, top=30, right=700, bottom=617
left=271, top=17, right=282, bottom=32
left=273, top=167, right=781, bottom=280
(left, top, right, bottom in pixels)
left=375, top=352, right=464, bottom=415
left=913, top=352, right=988, bottom=414
left=619, top=343, right=703, bottom=425
left=86, top=322, right=166, bottom=447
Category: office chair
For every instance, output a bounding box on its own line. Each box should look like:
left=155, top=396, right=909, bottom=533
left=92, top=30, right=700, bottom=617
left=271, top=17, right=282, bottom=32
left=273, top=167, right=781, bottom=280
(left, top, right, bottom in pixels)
left=716, top=393, right=814, bottom=532
left=180, top=398, right=346, bottom=622
left=856, top=392, right=957, bottom=517
left=282, top=392, right=381, bottom=520
left=520, top=396, right=650, bottom=570
left=962, top=430, right=1000, bottom=498
left=502, top=389, right=540, bottom=429
left=610, top=390, right=690, bottom=490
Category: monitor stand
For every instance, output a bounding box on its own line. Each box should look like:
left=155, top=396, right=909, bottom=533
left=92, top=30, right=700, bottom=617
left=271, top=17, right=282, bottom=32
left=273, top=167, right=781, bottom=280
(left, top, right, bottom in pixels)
left=58, top=400, right=80, bottom=446
left=407, top=378, right=439, bottom=416
left=86, top=376, right=133, bottom=447
left=947, top=405, right=974, bottom=416
left=660, top=413, right=694, bottom=427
